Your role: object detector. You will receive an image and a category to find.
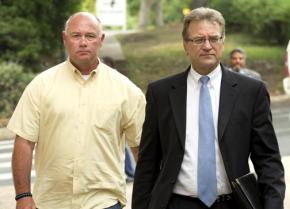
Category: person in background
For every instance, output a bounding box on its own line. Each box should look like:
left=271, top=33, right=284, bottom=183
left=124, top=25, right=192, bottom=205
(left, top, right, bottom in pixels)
left=229, top=48, right=262, bottom=80
left=102, top=56, right=137, bottom=182
left=125, top=143, right=136, bottom=182
left=132, top=7, right=284, bottom=209
left=8, top=12, right=145, bottom=209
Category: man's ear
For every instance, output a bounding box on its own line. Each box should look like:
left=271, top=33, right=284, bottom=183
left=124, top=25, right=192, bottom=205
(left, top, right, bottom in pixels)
left=183, top=41, right=189, bottom=56
left=62, top=31, right=67, bottom=45
left=101, top=33, right=105, bottom=42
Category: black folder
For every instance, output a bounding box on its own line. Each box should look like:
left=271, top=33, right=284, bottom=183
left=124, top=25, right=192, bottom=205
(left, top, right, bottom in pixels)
left=231, top=173, right=263, bottom=209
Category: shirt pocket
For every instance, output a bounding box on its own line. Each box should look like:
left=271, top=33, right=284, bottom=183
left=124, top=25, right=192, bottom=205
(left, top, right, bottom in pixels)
left=93, top=104, right=122, bottom=134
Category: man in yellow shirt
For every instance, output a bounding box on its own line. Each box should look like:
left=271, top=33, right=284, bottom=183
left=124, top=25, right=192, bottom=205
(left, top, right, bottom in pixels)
left=8, top=12, right=145, bottom=209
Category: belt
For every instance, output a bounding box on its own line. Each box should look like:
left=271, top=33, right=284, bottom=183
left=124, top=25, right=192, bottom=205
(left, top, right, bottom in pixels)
left=172, top=193, right=232, bottom=204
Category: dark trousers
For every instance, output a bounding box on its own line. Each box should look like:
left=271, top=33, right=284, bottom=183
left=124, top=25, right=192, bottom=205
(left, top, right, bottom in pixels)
left=167, top=194, right=236, bottom=209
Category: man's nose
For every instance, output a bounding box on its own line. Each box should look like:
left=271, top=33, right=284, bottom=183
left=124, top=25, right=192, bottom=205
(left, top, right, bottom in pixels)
left=202, top=39, right=212, bottom=49
left=79, top=36, right=88, bottom=45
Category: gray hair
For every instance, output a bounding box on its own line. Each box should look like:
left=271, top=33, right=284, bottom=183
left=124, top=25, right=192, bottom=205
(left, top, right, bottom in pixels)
left=182, top=7, right=225, bottom=41
left=64, top=12, right=102, bottom=32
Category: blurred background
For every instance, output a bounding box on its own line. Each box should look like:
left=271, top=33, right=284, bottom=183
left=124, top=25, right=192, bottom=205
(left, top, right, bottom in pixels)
left=0, top=0, right=290, bottom=120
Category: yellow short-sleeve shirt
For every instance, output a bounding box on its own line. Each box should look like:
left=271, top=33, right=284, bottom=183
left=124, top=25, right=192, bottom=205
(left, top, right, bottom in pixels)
left=7, top=60, right=146, bottom=209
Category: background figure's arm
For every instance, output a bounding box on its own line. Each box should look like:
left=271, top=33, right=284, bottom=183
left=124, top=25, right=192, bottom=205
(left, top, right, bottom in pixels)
left=12, top=135, right=37, bottom=209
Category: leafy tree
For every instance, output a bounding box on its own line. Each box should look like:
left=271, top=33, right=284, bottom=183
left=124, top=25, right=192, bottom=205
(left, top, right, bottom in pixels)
left=137, top=0, right=192, bottom=28
left=192, top=0, right=208, bottom=8
left=127, top=0, right=140, bottom=28
left=81, top=0, right=96, bottom=13
left=0, top=3, right=42, bottom=72
left=0, top=62, right=34, bottom=118
left=209, top=0, right=290, bottom=44
left=131, top=0, right=289, bottom=44
left=0, top=0, right=81, bottom=72
left=162, top=0, right=192, bottom=23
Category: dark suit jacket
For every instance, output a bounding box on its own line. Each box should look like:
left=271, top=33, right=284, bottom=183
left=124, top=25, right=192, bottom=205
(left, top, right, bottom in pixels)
left=132, top=65, right=285, bottom=209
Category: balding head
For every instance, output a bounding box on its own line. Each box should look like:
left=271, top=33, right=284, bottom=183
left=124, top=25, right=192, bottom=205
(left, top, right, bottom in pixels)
left=64, top=12, right=102, bottom=34
left=62, top=12, right=105, bottom=74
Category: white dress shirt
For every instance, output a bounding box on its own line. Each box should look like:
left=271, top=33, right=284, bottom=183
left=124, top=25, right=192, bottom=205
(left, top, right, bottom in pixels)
left=173, top=64, right=232, bottom=196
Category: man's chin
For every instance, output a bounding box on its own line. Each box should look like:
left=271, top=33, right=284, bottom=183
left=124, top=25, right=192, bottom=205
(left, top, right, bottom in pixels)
left=233, top=67, right=241, bottom=71
left=201, top=60, right=219, bottom=68
left=76, top=56, right=92, bottom=63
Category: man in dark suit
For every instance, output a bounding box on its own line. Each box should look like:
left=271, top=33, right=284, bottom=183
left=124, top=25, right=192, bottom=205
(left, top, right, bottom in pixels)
left=132, top=7, right=285, bottom=209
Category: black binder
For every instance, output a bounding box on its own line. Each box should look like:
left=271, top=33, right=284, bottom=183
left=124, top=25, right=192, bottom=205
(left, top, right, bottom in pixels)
left=231, top=173, right=263, bottom=209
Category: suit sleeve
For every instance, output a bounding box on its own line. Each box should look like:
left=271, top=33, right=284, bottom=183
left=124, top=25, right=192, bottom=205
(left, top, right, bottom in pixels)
left=132, top=85, right=162, bottom=209
left=250, top=83, right=285, bottom=209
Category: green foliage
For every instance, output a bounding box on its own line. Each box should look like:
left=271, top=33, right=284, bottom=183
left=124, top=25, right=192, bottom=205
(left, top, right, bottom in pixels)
left=81, top=0, right=96, bottom=13
left=1, top=0, right=288, bottom=74
left=0, top=62, right=34, bottom=118
left=162, top=0, right=192, bottom=23
left=224, top=33, right=284, bottom=62
left=127, top=0, right=140, bottom=16
left=118, top=23, right=285, bottom=93
left=126, top=0, right=289, bottom=44
left=208, top=0, right=290, bottom=44
left=126, top=0, right=192, bottom=27
left=127, top=0, right=140, bottom=28
left=0, top=4, right=42, bottom=71
left=0, top=0, right=82, bottom=72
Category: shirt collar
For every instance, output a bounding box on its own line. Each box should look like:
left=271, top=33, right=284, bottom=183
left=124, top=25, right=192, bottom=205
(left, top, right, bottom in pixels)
left=189, top=64, right=222, bottom=87
left=66, top=58, right=101, bottom=78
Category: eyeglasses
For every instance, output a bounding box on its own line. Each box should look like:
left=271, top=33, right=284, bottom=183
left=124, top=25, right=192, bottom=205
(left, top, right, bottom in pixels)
left=69, top=32, right=98, bottom=42
left=185, top=36, right=223, bottom=45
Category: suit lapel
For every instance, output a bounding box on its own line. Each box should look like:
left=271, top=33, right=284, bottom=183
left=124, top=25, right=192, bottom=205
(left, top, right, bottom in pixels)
left=167, top=65, right=238, bottom=148
left=169, top=69, right=189, bottom=149
left=218, top=66, right=239, bottom=141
